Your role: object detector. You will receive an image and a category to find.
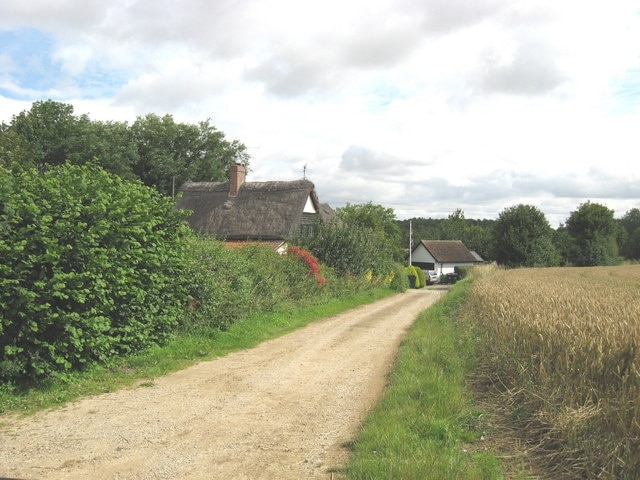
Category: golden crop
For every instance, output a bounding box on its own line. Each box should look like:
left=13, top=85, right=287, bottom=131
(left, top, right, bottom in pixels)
left=465, top=264, right=640, bottom=478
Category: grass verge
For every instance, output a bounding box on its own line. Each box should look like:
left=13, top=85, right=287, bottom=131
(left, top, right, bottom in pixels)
left=344, top=281, right=508, bottom=480
left=0, top=287, right=394, bottom=417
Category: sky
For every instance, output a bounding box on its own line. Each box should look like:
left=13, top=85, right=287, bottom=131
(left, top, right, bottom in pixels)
left=1, top=1, right=640, bottom=226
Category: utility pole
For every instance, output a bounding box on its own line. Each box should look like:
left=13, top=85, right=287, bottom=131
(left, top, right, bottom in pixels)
left=409, top=220, right=413, bottom=267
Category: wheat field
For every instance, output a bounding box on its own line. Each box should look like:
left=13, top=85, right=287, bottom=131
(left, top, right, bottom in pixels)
left=465, top=264, right=640, bottom=479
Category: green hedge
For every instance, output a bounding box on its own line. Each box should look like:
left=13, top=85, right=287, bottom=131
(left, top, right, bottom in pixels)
left=406, top=266, right=426, bottom=288
left=300, top=219, right=395, bottom=277
left=0, top=164, right=191, bottom=381
left=182, top=239, right=329, bottom=331
left=0, top=163, right=405, bottom=383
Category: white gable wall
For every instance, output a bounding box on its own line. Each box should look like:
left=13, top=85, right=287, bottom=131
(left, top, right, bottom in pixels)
left=303, top=195, right=316, bottom=214
left=412, top=243, right=435, bottom=264
left=412, top=243, right=443, bottom=277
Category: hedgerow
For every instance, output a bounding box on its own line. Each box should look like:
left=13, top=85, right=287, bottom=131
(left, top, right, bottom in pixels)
left=0, top=164, right=191, bottom=381
left=182, top=239, right=329, bottom=331
left=287, top=246, right=326, bottom=286
left=1, top=164, right=404, bottom=384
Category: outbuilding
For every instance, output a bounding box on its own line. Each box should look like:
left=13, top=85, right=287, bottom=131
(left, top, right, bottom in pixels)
left=410, top=240, right=482, bottom=280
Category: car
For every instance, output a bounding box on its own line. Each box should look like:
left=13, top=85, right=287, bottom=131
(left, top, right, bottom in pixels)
left=440, top=272, right=459, bottom=284
left=425, top=270, right=439, bottom=284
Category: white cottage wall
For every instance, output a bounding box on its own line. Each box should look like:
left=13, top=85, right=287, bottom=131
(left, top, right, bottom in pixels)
left=411, top=244, right=442, bottom=277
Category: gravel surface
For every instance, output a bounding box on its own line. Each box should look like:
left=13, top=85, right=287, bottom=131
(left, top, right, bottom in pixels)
left=1, top=288, right=444, bottom=479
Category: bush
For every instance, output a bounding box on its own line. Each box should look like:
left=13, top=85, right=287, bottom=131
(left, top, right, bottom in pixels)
left=182, top=240, right=328, bottom=331
left=301, top=218, right=395, bottom=278
left=182, top=237, right=253, bottom=330
left=0, top=164, right=191, bottom=381
left=414, top=266, right=426, bottom=288
left=440, top=273, right=459, bottom=284
left=454, top=266, right=472, bottom=280
left=386, top=263, right=409, bottom=292
left=406, top=266, right=425, bottom=288
left=287, top=245, right=326, bottom=288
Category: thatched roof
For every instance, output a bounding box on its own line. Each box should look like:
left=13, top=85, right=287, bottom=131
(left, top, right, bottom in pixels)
left=417, top=240, right=480, bottom=263
left=176, top=179, right=327, bottom=240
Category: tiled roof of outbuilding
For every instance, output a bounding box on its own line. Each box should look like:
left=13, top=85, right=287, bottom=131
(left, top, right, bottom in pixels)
left=417, top=240, right=480, bottom=263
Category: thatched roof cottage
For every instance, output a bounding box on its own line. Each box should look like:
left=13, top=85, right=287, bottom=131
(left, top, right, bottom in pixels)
left=176, top=164, right=332, bottom=251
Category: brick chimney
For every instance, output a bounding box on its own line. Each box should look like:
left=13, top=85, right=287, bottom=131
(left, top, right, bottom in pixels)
left=229, top=163, right=246, bottom=197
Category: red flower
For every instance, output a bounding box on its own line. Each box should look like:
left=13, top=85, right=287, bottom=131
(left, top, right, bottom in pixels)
left=288, top=246, right=326, bottom=286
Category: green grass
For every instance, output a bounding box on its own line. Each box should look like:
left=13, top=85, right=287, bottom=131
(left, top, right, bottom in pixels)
left=0, top=287, right=394, bottom=417
left=344, top=281, right=507, bottom=480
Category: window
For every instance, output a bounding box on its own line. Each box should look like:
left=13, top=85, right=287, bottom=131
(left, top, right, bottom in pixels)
left=299, top=223, right=315, bottom=238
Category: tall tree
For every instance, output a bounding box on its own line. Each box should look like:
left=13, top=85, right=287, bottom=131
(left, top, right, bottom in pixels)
left=187, top=120, right=249, bottom=184
left=442, top=209, right=494, bottom=260
left=566, top=201, right=618, bottom=266
left=398, top=217, right=442, bottom=248
left=131, top=114, right=187, bottom=195
left=493, top=204, right=559, bottom=268
left=7, top=100, right=82, bottom=170
left=442, top=208, right=467, bottom=240
left=0, top=126, right=32, bottom=169
left=618, top=208, right=640, bottom=260
left=552, top=224, right=573, bottom=266
left=464, top=224, right=494, bottom=261
left=1, top=101, right=250, bottom=196
left=336, top=202, right=402, bottom=260
left=132, top=114, right=249, bottom=196
left=80, top=119, right=139, bottom=181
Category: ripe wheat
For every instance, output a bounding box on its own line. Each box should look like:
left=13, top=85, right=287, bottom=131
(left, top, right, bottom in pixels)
left=465, top=264, right=640, bottom=479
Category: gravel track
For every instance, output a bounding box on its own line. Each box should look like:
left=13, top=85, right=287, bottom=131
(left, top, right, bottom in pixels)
left=1, top=288, right=444, bottom=479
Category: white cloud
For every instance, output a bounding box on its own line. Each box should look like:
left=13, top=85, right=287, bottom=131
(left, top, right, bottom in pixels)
left=418, top=0, right=507, bottom=34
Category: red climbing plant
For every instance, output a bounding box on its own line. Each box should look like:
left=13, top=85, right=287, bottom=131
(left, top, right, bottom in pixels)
left=287, top=245, right=326, bottom=286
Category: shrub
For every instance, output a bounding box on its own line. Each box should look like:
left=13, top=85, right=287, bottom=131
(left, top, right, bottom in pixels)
left=0, top=164, right=191, bottom=381
left=454, top=266, right=472, bottom=280
left=386, top=263, right=409, bottom=292
left=182, top=240, right=328, bottom=331
left=182, top=237, right=253, bottom=330
left=414, top=266, right=426, bottom=288
left=287, top=245, right=326, bottom=287
left=300, top=218, right=394, bottom=278
left=406, top=266, right=425, bottom=288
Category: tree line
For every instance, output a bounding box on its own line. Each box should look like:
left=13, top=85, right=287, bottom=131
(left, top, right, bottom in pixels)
left=2, top=100, right=637, bottom=271
left=0, top=100, right=249, bottom=195
left=399, top=203, right=640, bottom=268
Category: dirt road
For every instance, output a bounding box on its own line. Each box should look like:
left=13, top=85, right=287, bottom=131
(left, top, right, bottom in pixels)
left=1, top=288, right=445, bottom=479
